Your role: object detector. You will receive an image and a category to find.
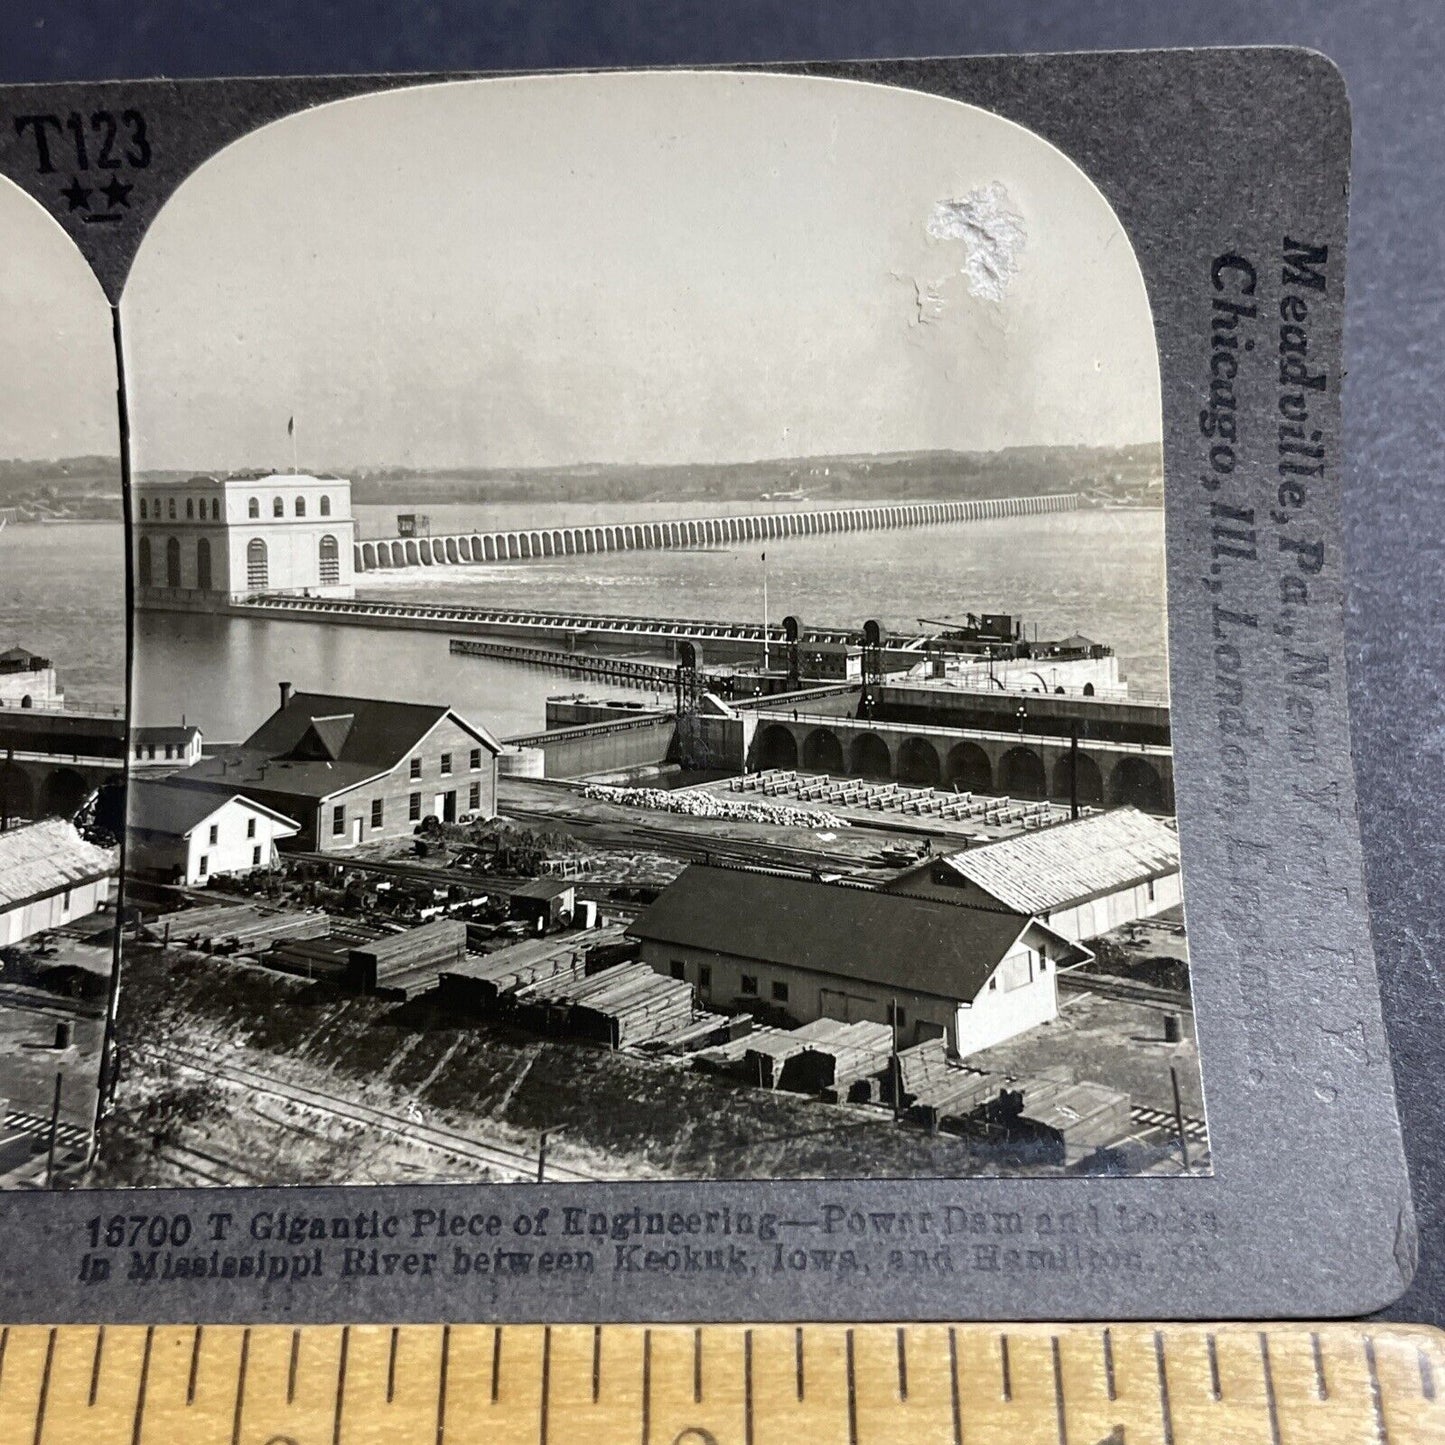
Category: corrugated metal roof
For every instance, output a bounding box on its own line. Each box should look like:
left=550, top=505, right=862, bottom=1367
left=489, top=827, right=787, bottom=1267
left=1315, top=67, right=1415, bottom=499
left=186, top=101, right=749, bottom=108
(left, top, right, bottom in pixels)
left=0, top=819, right=117, bottom=909
left=940, top=807, right=1179, bottom=914
left=627, top=864, right=1081, bottom=1002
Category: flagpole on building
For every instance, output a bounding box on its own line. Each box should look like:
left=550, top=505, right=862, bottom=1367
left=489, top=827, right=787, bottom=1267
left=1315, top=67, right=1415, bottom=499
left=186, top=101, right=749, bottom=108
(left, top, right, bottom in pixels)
left=762, top=551, right=769, bottom=672
left=288, top=415, right=297, bottom=475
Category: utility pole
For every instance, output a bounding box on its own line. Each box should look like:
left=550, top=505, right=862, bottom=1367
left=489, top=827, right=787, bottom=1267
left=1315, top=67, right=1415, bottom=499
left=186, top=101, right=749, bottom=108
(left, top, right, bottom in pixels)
left=1170, top=1065, right=1192, bottom=1174
left=890, top=997, right=902, bottom=1123
left=761, top=552, right=769, bottom=672
left=537, top=1126, right=566, bottom=1183
left=1069, top=720, right=1081, bottom=820
left=45, top=1071, right=63, bottom=1188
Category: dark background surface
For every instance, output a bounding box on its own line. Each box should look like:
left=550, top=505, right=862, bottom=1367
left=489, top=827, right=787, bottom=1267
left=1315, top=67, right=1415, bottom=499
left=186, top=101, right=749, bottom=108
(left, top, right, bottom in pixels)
left=1, top=1, right=1439, bottom=1325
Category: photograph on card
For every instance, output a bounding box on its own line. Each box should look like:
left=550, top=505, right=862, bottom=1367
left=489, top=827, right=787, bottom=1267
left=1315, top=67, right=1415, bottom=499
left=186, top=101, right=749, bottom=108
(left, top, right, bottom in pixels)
left=99, top=71, right=1207, bottom=1188
left=0, top=175, right=126, bottom=1188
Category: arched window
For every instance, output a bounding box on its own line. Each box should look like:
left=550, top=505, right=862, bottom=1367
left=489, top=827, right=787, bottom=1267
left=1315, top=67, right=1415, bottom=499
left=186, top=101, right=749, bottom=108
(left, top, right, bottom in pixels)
left=138, top=499, right=148, bottom=520
left=295, top=497, right=306, bottom=517
left=186, top=497, right=195, bottom=519
left=211, top=498, right=221, bottom=520
left=246, top=538, right=268, bottom=589
left=196, top=537, right=212, bottom=591
left=248, top=497, right=260, bottom=519
left=272, top=497, right=284, bottom=518
left=318, top=534, right=340, bottom=585
left=167, top=498, right=177, bottom=520
left=319, top=495, right=331, bottom=517
left=137, top=536, right=152, bottom=588
left=165, top=536, right=182, bottom=588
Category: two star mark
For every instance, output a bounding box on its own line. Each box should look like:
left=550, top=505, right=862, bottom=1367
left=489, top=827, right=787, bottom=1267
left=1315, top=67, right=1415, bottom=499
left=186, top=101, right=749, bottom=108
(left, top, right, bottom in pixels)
left=61, top=173, right=132, bottom=216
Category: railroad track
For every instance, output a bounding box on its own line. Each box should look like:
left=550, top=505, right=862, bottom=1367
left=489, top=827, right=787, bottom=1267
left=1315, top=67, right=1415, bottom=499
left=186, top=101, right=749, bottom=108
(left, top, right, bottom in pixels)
left=136, top=1044, right=603, bottom=1185
left=1130, top=1104, right=1209, bottom=1144
left=4, top=1109, right=89, bottom=1153
left=1059, top=970, right=1193, bottom=1014
left=0, top=983, right=103, bottom=1021
left=154, top=1141, right=250, bottom=1188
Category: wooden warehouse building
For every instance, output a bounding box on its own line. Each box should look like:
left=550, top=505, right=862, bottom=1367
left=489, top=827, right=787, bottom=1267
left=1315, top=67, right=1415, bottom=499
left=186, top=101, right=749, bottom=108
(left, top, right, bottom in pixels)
left=881, top=806, right=1182, bottom=941
left=171, top=683, right=501, bottom=853
left=627, top=864, right=1089, bottom=1058
left=0, top=819, right=117, bottom=948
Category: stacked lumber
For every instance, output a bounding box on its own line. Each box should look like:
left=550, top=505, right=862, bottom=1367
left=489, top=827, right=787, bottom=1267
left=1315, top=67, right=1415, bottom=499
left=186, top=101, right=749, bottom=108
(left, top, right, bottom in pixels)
left=744, top=1019, right=856, bottom=1089
left=778, top=1020, right=893, bottom=1096
left=562, top=963, right=696, bottom=1048
left=347, top=919, right=466, bottom=998
left=267, top=923, right=386, bottom=983
left=437, top=945, right=588, bottom=1015
left=941, top=1072, right=1132, bottom=1163
left=145, top=902, right=329, bottom=953
left=693, top=1024, right=782, bottom=1075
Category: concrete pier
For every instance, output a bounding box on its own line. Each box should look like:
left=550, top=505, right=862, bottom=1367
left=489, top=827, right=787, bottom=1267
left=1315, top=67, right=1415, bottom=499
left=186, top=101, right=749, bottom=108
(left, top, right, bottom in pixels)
left=353, top=493, right=1080, bottom=573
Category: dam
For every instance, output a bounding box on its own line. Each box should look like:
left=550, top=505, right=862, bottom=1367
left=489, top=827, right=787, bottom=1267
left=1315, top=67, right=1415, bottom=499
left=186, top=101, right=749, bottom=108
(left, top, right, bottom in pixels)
left=352, top=493, right=1080, bottom=572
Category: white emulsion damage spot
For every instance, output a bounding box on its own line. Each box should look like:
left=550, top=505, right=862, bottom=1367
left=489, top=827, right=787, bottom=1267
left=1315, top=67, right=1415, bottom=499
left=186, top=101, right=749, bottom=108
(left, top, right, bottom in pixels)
left=925, top=183, right=1028, bottom=303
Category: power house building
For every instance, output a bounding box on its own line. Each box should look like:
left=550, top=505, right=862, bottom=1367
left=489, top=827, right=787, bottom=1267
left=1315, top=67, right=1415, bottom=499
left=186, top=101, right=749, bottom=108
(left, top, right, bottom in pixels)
left=628, top=864, right=1089, bottom=1058
left=170, top=685, right=501, bottom=853
left=132, top=472, right=355, bottom=606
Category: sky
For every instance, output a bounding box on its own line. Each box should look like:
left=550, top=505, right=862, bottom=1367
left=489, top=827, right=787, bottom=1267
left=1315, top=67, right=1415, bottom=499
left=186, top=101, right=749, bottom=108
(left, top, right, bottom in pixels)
left=0, top=179, right=116, bottom=461
left=116, top=70, right=1161, bottom=473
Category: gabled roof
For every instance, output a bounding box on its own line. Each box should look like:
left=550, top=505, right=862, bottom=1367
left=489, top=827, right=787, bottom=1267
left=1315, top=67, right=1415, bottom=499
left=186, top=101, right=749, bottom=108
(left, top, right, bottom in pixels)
left=175, top=691, right=501, bottom=803
left=627, top=864, right=1082, bottom=1003
left=248, top=692, right=501, bottom=764
left=132, top=724, right=202, bottom=746
left=288, top=714, right=355, bottom=761
left=0, top=819, right=116, bottom=909
left=928, top=807, right=1180, bottom=915
left=128, top=778, right=299, bottom=839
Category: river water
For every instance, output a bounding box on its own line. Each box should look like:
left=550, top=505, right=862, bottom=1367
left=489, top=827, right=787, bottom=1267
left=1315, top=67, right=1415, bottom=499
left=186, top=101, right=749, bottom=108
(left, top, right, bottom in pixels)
left=128, top=504, right=1168, bottom=742
left=0, top=521, right=127, bottom=707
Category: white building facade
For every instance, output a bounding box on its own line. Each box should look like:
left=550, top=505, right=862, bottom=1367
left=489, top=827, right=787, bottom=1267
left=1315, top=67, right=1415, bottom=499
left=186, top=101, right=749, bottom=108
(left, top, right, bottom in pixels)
left=0, top=820, right=117, bottom=947
left=127, top=780, right=300, bottom=886
left=133, top=472, right=355, bottom=606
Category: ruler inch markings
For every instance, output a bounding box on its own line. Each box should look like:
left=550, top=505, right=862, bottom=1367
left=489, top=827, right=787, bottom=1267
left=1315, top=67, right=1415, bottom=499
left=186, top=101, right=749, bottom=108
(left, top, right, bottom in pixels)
left=2, top=1322, right=1444, bottom=1443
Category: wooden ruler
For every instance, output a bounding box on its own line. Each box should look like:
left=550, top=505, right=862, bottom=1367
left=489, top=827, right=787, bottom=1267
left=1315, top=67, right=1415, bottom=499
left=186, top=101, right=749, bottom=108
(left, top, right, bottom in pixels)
left=0, top=1322, right=1439, bottom=1443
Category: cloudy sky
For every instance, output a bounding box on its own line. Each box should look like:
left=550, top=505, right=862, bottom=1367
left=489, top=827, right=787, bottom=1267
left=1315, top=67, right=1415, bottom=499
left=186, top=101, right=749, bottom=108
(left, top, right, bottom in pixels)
left=120, top=70, right=1160, bottom=474
left=0, top=181, right=116, bottom=460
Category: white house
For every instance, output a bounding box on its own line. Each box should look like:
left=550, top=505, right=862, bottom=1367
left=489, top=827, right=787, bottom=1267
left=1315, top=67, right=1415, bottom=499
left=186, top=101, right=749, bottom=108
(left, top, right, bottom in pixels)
left=130, top=724, right=204, bottom=770
left=0, top=819, right=117, bottom=947
left=126, top=777, right=300, bottom=885
left=627, top=863, right=1090, bottom=1059
left=881, top=807, right=1182, bottom=942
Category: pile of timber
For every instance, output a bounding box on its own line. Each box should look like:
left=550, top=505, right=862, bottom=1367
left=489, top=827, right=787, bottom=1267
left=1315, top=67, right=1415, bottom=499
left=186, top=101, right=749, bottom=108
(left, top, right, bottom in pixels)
left=513, top=961, right=698, bottom=1048
left=693, top=1024, right=783, bottom=1076
left=347, top=919, right=466, bottom=998
left=779, top=1020, right=894, bottom=1098
left=438, top=943, right=732, bottom=1050
left=969, top=1077, right=1132, bottom=1161
left=143, top=902, right=329, bottom=954
left=888, top=1036, right=1001, bottom=1131
left=741, top=1019, right=846, bottom=1089
left=267, top=922, right=387, bottom=983
left=437, top=941, right=589, bottom=1014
